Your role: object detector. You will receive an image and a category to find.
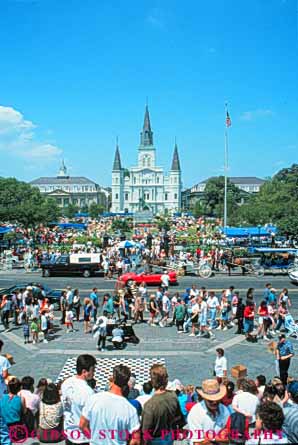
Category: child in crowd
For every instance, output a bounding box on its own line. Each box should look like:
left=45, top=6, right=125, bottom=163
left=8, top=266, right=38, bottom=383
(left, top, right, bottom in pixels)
left=31, top=317, right=39, bottom=344
left=65, top=306, right=74, bottom=333
left=23, top=317, right=30, bottom=344
left=40, top=311, right=49, bottom=343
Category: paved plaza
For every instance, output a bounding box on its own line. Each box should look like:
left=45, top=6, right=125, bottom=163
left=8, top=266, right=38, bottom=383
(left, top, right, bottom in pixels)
left=1, top=270, right=298, bottom=387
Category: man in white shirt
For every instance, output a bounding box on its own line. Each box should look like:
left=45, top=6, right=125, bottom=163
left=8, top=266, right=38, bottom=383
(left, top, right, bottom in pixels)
left=232, top=379, right=259, bottom=424
left=207, top=292, right=220, bottom=329
left=66, top=286, right=74, bottom=308
left=161, top=271, right=170, bottom=290
left=62, top=354, right=96, bottom=445
left=188, top=379, right=229, bottom=444
left=214, top=348, right=227, bottom=384
left=94, top=311, right=108, bottom=351
left=80, top=364, right=140, bottom=445
left=159, top=292, right=171, bottom=327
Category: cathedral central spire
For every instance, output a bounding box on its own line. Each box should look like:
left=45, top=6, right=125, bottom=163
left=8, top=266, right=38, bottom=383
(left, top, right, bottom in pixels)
left=112, top=139, right=122, bottom=171
left=140, top=105, right=154, bottom=146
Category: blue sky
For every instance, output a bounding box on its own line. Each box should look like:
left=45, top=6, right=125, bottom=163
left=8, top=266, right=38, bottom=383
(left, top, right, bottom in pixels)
left=0, top=0, right=297, bottom=187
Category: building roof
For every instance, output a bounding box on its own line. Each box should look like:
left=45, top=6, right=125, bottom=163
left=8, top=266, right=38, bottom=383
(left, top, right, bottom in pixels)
left=30, top=176, right=97, bottom=185
left=198, top=176, right=265, bottom=185
left=171, top=144, right=181, bottom=171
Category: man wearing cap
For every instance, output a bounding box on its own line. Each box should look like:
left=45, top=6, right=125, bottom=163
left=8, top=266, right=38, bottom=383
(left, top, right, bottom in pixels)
left=187, top=379, right=229, bottom=444
left=284, top=380, right=298, bottom=444
left=277, top=334, right=294, bottom=385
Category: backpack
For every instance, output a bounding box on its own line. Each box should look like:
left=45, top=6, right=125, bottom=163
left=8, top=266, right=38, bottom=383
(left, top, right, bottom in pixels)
left=228, top=412, right=247, bottom=444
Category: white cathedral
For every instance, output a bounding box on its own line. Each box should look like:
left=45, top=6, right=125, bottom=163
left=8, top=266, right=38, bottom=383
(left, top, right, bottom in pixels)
left=111, top=106, right=182, bottom=214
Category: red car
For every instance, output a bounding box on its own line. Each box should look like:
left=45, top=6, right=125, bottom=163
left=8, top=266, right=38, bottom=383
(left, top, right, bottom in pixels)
left=118, top=268, right=178, bottom=286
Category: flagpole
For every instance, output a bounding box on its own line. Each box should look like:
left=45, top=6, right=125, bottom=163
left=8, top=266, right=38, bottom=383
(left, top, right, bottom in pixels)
left=224, top=103, right=229, bottom=232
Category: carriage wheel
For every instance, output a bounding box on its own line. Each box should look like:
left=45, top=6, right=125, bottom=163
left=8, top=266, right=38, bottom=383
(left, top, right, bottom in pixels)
left=199, top=264, right=212, bottom=279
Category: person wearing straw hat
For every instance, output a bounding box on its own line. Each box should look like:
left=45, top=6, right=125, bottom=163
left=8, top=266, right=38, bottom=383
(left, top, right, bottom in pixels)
left=187, top=379, right=229, bottom=444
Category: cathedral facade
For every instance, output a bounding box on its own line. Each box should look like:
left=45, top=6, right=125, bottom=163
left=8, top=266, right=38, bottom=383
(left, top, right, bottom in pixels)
left=111, top=106, right=182, bottom=214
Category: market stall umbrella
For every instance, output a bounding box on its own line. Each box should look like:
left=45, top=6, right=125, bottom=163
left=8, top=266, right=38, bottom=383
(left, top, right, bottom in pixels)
left=118, top=240, right=136, bottom=249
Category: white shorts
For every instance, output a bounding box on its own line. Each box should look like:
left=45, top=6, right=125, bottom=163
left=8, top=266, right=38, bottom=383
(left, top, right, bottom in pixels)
left=232, top=306, right=237, bottom=315
left=258, top=316, right=263, bottom=325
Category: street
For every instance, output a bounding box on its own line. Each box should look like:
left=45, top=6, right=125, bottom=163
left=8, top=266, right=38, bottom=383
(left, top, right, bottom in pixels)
left=0, top=269, right=297, bottom=295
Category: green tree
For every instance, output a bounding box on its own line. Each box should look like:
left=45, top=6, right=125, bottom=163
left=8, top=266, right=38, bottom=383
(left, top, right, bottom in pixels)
left=111, top=218, right=130, bottom=232
left=191, top=200, right=205, bottom=218
left=89, top=203, right=104, bottom=219
left=0, top=177, right=60, bottom=226
left=235, top=164, right=298, bottom=236
left=202, top=176, right=245, bottom=218
left=64, top=203, right=79, bottom=219
left=156, top=217, right=171, bottom=231
left=80, top=204, right=89, bottom=213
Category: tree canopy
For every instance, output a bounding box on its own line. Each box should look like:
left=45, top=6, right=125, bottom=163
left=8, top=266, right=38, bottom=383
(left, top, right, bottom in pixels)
left=0, top=177, right=60, bottom=226
left=235, top=164, right=298, bottom=236
left=89, top=202, right=105, bottom=219
left=192, top=176, right=246, bottom=219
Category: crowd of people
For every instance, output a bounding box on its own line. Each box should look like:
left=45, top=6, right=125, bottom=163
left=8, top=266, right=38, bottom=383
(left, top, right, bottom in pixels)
left=1, top=281, right=297, bottom=381
left=0, top=349, right=298, bottom=445
left=1, top=217, right=298, bottom=444
left=0, top=215, right=239, bottom=272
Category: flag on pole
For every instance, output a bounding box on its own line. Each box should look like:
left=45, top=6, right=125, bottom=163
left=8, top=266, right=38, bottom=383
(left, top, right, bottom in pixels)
left=226, top=111, right=231, bottom=127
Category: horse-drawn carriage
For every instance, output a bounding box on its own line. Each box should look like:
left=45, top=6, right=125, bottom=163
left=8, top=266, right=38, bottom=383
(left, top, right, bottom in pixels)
left=167, top=259, right=213, bottom=278
left=248, top=247, right=298, bottom=275
left=217, top=249, right=265, bottom=277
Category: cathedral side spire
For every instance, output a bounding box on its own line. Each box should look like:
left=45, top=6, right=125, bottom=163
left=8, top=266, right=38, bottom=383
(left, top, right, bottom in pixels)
left=140, top=105, right=154, bottom=146
left=171, top=143, right=181, bottom=171
left=57, top=159, right=67, bottom=177
left=113, top=140, right=122, bottom=170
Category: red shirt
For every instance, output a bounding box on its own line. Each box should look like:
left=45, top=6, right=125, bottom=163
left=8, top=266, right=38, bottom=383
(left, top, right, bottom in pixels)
left=244, top=306, right=254, bottom=319
left=258, top=306, right=268, bottom=317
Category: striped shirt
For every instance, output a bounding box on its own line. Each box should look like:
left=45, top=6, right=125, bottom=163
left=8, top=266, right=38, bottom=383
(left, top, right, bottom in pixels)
left=283, top=404, right=298, bottom=444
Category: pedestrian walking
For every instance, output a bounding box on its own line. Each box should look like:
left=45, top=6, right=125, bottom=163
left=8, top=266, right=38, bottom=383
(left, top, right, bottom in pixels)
left=174, top=299, right=186, bottom=333
left=83, top=298, right=93, bottom=334
left=72, top=289, right=81, bottom=322
left=60, top=291, right=67, bottom=325
left=277, top=334, right=294, bottom=385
